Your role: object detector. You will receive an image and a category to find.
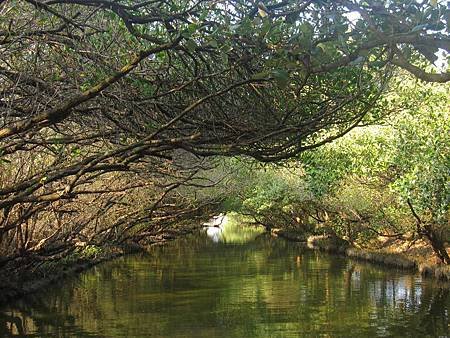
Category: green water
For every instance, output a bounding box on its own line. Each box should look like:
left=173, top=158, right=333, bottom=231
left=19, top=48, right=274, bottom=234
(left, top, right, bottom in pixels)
left=1, top=234, right=449, bottom=337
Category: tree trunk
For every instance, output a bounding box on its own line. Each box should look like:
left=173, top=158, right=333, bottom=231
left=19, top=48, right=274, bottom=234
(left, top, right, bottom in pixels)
left=424, top=225, right=450, bottom=265
left=406, top=200, right=450, bottom=265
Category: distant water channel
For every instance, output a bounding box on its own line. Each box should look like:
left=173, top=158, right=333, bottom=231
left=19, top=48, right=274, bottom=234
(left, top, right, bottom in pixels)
left=1, top=222, right=449, bottom=337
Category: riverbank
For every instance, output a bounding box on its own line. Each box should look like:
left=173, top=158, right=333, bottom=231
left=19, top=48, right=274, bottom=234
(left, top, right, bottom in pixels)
left=0, top=243, right=144, bottom=305
left=305, top=234, right=450, bottom=282
left=3, top=233, right=448, bottom=338
left=2, top=229, right=448, bottom=306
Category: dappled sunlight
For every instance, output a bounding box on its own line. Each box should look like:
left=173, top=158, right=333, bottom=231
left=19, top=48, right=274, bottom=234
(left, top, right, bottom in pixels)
left=0, top=1, right=448, bottom=336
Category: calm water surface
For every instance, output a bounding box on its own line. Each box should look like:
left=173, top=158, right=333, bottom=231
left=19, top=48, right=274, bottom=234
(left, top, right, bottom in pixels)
left=1, top=232, right=449, bottom=337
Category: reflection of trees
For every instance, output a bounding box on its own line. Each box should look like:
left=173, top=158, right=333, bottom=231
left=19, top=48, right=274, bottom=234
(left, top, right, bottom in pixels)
left=1, top=238, right=449, bottom=337
left=0, top=295, right=101, bottom=337
left=417, top=287, right=449, bottom=336
left=1, top=0, right=448, bottom=281
left=0, top=312, right=25, bottom=336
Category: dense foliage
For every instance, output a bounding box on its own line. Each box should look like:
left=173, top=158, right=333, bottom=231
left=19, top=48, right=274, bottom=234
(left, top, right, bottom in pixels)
left=224, top=79, right=449, bottom=263
left=0, top=0, right=449, bottom=276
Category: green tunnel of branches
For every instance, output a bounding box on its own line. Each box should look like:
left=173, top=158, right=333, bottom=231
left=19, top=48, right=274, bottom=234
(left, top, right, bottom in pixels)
left=0, top=0, right=449, bottom=272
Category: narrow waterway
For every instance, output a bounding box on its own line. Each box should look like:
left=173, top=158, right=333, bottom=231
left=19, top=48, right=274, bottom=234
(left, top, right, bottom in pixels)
left=1, top=227, right=449, bottom=337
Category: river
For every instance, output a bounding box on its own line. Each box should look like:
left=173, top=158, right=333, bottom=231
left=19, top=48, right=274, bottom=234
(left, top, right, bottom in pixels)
left=1, top=224, right=449, bottom=337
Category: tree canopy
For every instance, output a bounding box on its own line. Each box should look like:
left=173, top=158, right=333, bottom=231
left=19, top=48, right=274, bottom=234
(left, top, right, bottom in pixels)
left=0, top=0, right=449, bottom=269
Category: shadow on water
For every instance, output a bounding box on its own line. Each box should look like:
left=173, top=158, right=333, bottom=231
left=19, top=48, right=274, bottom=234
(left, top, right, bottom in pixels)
left=1, top=232, right=449, bottom=337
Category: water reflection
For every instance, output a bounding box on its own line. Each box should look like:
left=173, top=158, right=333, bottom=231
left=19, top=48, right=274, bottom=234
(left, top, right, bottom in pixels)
left=1, top=234, right=449, bottom=337
left=204, top=215, right=265, bottom=244
left=206, top=226, right=222, bottom=243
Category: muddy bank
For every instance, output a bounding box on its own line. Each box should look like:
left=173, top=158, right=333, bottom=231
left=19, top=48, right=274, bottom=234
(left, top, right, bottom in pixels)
left=306, top=235, right=450, bottom=282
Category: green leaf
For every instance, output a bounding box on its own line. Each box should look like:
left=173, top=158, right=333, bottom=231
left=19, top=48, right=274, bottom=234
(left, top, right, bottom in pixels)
left=221, top=53, right=228, bottom=65
left=208, top=39, right=218, bottom=48
left=181, top=29, right=192, bottom=38
left=349, top=56, right=365, bottom=66
left=71, top=147, right=81, bottom=157
left=411, top=24, right=428, bottom=32
left=259, top=20, right=271, bottom=37
left=187, top=23, right=198, bottom=34
left=272, top=69, right=290, bottom=88
left=186, top=39, right=197, bottom=53
left=299, top=22, right=314, bottom=39
left=253, top=17, right=262, bottom=26
left=252, top=71, right=270, bottom=79
left=285, top=61, right=298, bottom=70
